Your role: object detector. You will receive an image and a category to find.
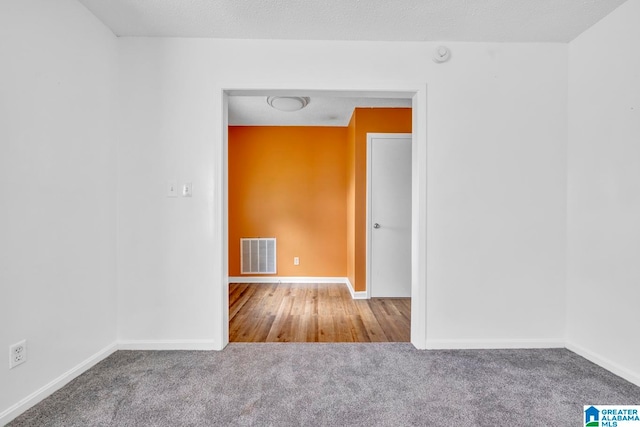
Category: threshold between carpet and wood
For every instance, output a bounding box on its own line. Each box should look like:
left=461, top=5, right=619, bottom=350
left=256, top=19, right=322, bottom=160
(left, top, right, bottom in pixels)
left=10, top=344, right=640, bottom=426
left=229, top=282, right=410, bottom=342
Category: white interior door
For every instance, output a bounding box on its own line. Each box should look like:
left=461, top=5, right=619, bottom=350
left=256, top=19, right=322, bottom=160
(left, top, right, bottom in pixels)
left=368, top=133, right=412, bottom=298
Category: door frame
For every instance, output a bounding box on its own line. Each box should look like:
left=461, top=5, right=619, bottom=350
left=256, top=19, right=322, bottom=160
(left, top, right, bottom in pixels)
left=214, top=80, right=428, bottom=350
left=366, top=133, right=413, bottom=299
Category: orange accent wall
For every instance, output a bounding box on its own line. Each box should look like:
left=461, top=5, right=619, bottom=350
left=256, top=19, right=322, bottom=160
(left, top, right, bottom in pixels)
left=346, top=115, right=356, bottom=288
left=229, top=126, right=348, bottom=277
left=229, top=108, right=411, bottom=287
left=347, top=108, right=413, bottom=291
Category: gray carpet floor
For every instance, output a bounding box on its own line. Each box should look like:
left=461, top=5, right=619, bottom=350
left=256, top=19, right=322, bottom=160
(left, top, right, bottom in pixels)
left=9, top=344, right=640, bottom=426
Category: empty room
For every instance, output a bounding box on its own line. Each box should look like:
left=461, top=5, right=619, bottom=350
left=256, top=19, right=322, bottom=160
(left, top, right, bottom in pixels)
left=227, top=101, right=413, bottom=343
left=2, top=0, right=639, bottom=426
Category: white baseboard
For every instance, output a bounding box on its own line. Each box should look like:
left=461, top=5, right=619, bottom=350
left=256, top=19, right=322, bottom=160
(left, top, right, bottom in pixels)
left=426, top=339, right=565, bottom=350
left=229, top=276, right=348, bottom=284
left=228, top=276, right=369, bottom=299
left=344, top=277, right=368, bottom=299
left=0, top=342, right=117, bottom=426
left=566, top=341, right=640, bottom=387
left=118, top=340, right=216, bottom=351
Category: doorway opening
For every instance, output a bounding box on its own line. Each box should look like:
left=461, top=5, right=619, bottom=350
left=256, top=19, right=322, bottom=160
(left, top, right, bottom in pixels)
left=214, top=85, right=428, bottom=350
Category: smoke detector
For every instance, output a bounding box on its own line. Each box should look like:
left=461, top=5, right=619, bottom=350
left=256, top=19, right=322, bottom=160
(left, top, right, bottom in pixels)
left=433, top=46, right=451, bottom=63
left=267, top=96, right=310, bottom=112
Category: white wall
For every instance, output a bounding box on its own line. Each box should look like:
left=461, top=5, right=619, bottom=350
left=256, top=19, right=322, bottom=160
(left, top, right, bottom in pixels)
left=0, top=0, right=118, bottom=420
left=425, top=43, right=567, bottom=348
left=567, top=0, right=640, bottom=385
left=116, top=39, right=567, bottom=349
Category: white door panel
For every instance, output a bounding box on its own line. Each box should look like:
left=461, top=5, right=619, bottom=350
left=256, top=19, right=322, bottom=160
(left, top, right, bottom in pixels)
left=368, top=134, right=412, bottom=298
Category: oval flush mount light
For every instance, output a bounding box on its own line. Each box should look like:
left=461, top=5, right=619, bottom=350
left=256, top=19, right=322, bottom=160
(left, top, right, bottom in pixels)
left=267, top=96, right=310, bottom=112
left=433, top=46, right=451, bottom=63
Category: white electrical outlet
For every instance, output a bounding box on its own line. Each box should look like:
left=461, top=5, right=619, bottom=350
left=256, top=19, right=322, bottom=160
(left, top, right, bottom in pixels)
left=9, top=340, right=27, bottom=369
left=182, top=182, right=192, bottom=197
left=294, top=257, right=300, bottom=266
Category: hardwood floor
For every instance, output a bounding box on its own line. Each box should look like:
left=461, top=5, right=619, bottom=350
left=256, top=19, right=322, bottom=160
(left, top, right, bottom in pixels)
left=229, top=282, right=410, bottom=343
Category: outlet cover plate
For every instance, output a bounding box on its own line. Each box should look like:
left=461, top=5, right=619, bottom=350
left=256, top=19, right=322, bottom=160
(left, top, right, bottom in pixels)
left=9, top=340, right=27, bottom=369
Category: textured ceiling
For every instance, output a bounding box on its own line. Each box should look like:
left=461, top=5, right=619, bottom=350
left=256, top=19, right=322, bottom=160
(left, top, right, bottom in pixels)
left=79, top=0, right=627, bottom=126
left=79, top=0, right=627, bottom=42
left=229, top=96, right=412, bottom=127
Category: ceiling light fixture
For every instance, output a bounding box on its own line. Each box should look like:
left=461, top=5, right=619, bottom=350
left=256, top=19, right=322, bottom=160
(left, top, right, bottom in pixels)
left=267, top=96, right=310, bottom=112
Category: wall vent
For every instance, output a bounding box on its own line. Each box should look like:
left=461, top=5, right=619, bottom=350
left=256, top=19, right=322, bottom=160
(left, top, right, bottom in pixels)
left=241, top=238, right=276, bottom=274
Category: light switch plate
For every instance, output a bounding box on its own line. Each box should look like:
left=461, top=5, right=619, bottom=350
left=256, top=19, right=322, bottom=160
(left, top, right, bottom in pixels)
left=167, top=181, right=178, bottom=197
left=182, top=182, right=192, bottom=197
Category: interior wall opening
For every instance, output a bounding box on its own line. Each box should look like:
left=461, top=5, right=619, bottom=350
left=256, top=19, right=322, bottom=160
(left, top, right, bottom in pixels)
left=224, top=90, right=415, bottom=343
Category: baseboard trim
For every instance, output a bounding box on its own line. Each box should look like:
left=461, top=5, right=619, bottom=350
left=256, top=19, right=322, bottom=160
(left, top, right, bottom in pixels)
left=118, top=340, right=216, bottom=351
left=344, top=277, right=368, bottom=299
left=229, top=276, right=347, bottom=284
left=228, top=276, right=369, bottom=299
left=0, top=342, right=117, bottom=426
left=426, top=339, right=565, bottom=350
left=566, top=341, right=640, bottom=387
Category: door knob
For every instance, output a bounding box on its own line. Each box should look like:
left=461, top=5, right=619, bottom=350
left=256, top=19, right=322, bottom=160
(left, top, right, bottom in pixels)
left=373, top=223, right=381, bottom=229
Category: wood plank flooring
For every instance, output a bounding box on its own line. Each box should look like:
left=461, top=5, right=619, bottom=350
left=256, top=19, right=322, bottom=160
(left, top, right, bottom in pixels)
left=229, top=282, right=411, bottom=342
